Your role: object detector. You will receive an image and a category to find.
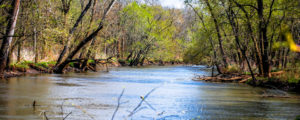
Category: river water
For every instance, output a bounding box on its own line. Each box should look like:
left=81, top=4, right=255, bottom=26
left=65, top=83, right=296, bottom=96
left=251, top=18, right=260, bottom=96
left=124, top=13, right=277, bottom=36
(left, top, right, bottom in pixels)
left=0, top=65, right=299, bottom=120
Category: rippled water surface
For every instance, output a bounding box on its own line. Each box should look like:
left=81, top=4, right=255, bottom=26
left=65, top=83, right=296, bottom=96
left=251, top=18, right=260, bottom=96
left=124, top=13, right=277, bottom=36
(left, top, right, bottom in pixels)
left=0, top=65, right=300, bottom=120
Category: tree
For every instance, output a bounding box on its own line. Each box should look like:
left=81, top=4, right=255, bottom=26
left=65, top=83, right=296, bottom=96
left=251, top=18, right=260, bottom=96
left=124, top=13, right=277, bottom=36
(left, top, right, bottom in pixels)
left=53, top=0, right=116, bottom=73
left=0, top=0, right=21, bottom=77
left=56, top=0, right=93, bottom=65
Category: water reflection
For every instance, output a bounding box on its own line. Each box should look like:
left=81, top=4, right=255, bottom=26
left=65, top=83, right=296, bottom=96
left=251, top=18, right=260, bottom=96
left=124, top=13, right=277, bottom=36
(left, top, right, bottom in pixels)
left=0, top=65, right=299, bottom=120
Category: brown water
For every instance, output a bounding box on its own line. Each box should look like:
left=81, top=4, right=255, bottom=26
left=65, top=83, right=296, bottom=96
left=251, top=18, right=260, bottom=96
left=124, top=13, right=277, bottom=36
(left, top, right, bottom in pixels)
left=0, top=65, right=299, bottom=120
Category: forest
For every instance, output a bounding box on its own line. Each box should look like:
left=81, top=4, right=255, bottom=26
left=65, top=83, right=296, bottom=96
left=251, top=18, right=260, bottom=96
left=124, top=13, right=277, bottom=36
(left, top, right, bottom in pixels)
left=0, top=0, right=300, bottom=87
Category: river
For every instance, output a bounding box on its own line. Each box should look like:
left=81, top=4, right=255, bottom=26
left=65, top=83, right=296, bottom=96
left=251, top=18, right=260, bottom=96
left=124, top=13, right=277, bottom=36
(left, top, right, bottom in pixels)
left=0, top=65, right=299, bottom=120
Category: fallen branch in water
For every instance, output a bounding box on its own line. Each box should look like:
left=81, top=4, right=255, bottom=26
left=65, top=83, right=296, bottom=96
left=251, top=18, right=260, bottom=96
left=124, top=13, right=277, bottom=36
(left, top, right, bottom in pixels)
left=195, top=74, right=253, bottom=83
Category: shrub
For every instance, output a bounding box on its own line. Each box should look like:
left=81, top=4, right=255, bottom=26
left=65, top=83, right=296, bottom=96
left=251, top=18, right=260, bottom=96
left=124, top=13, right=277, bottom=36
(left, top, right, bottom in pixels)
left=224, top=65, right=240, bottom=73
left=288, top=78, right=300, bottom=84
left=69, top=62, right=75, bottom=67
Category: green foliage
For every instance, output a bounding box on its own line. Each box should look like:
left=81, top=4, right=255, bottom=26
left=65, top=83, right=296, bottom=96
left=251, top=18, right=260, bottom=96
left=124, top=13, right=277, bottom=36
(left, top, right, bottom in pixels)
left=120, top=2, right=184, bottom=63
left=21, top=61, right=34, bottom=64
left=88, top=60, right=95, bottom=64
left=183, top=25, right=213, bottom=64
left=296, top=115, right=300, bottom=120
left=13, top=63, right=30, bottom=69
left=244, top=72, right=251, bottom=75
left=288, top=78, right=300, bottom=84
left=9, top=61, right=57, bottom=70
left=69, top=62, right=75, bottom=68
left=10, top=62, right=31, bottom=70
left=118, top=59, right=126, bottom=63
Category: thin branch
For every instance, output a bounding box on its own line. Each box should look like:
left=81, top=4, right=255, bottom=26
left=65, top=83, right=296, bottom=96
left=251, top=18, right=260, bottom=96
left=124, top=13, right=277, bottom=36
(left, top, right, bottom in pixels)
left=111, top=89, right=125, bottom=120
left=43, top=112, right=49, bottom=120
left=128, top=87, right=158, bottom=117
left=239, top=4, right=258, bottom=10
left=266, top=0, right=276, bottom=25
left=63, top=112, right=72, bottom=120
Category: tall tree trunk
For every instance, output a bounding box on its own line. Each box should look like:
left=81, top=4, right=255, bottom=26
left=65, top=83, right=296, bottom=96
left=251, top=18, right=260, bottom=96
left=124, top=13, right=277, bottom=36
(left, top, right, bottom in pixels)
left=34, top=27, right=38, bottom=63
left=257, top=0, right=270, bottom=77
left=204, top=0, right=228, bottom=68
left=17, top=41, right=21, bottom=63
left=54, top=0, right=116, bottom=73
left=0, top=0, right=21, bottom=77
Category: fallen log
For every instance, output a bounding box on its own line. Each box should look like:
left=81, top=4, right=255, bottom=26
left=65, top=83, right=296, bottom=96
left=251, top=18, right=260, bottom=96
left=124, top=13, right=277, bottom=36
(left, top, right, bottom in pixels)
left=196, top=75, right=252, bottom=83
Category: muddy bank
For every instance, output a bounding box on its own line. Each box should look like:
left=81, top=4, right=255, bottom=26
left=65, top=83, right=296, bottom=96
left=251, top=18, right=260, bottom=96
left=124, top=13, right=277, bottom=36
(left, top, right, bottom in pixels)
left=195, top=72, right=300, bottom=93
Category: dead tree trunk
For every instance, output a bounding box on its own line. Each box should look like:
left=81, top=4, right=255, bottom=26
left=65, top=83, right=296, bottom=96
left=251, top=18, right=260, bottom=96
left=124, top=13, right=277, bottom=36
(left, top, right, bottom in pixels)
left=0, top=0, right=21, bottom=77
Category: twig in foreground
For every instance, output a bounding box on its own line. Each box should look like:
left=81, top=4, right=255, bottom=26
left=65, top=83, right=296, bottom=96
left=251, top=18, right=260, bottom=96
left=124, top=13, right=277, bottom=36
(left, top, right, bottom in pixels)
left=128, top=87, right=159, bottom=117
left=43, top=111, right=49, bottom=120
left=63, top=112, right=72, bottom=120
left=111, top=89, right=125, bottom=120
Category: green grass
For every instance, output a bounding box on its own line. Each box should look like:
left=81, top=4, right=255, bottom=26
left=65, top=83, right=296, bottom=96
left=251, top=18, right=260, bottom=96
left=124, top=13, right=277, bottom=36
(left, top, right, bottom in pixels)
left=244, top=72, right=251, bottom=75
left=33, top=61, right=56, bottom=68
left=10, top=61, right=57, bottom=70
left=288, top=77, right=300, bottom=84
left=14, top=63, right=29, bottom=69
left=21, top=61, right=34, bottom=64
left=88, top=59, right=95, bottom=64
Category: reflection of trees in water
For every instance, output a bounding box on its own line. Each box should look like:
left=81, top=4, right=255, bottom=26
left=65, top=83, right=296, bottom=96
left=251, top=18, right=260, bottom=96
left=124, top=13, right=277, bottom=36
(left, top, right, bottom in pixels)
left=0, top=76, right=52, bottom=118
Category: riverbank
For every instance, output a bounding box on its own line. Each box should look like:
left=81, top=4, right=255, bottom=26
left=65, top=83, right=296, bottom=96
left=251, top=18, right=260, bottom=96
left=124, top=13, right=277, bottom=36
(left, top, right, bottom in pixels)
left=5, top=62, right=299, bottom=94
left=195, top=71, right=300, bottom=93
left=2, top=59, right=184, bottom=79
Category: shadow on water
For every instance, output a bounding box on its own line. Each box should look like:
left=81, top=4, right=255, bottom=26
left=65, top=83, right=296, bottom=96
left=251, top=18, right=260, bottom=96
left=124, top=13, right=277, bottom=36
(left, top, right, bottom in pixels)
left=0, top=65, right=299, bottom=119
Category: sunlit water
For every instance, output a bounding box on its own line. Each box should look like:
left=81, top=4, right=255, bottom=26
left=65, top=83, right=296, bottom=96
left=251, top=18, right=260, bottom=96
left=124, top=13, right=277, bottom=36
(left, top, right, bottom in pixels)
left=0, top=65, right=299, bottom=120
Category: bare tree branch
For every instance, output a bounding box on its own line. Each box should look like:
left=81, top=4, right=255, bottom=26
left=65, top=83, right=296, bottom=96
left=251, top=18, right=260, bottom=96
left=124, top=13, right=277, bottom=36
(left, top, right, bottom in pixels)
left=111, top=89, right=125, bottom=120
left=128, top=87, right=158, bottom=117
